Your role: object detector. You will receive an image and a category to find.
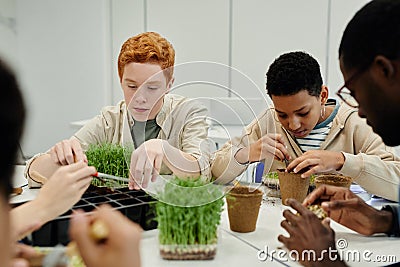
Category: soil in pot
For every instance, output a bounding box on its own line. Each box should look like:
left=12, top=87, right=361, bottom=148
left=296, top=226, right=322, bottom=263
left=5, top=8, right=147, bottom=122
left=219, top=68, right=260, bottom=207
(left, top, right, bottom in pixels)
left=314, top=174, right=353, bottom=188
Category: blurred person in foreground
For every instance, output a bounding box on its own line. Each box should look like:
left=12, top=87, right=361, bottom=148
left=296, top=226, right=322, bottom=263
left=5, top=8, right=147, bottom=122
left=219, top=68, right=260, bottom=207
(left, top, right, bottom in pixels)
left=0, top=58, right=142, bottom=267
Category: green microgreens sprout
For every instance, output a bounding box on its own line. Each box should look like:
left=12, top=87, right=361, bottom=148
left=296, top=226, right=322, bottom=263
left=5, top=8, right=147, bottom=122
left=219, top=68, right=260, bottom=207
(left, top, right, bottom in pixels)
left=85, top=143, right=132, bottom=188
left=155, top=177, right=224, bottom=246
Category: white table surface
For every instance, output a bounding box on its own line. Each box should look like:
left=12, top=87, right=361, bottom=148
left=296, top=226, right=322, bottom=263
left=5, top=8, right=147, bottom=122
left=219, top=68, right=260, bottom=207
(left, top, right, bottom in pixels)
left=9, top=165, right=39, bottom=205
left=140, top=228, right=285, bottom=267
left=10, top=165, right=400, bottom=266
left=139, top=193, right=400, bottom=267
left=225, top=196, right=400, bottom=267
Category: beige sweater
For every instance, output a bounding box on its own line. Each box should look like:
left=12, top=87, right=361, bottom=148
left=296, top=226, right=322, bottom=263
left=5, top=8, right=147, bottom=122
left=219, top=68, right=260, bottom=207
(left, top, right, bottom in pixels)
left=211, top=101, right=400, bottom=201
left=25, top=94, right=211, bottom=181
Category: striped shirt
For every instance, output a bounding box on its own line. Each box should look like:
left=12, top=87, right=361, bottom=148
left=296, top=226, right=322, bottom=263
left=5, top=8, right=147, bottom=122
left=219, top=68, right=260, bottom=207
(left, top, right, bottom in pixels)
left=296, top=100, right=339, bottom=152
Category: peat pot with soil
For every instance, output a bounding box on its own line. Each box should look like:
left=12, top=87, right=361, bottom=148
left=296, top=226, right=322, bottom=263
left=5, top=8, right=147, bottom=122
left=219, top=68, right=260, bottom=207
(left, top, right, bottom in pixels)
left=314, top=173, right=353, bottom=188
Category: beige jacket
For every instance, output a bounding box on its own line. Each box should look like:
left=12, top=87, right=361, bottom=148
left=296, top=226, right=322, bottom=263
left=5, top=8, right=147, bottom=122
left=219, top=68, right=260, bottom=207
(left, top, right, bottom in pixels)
left=211, top=101, right=400, bottom=201
left=26, top=94, right=211, bottom=179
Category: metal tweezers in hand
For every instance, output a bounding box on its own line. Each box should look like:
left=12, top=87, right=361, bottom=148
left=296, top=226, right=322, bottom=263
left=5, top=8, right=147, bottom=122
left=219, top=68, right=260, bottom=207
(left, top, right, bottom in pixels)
left=92, top=172, right=130, bottom=189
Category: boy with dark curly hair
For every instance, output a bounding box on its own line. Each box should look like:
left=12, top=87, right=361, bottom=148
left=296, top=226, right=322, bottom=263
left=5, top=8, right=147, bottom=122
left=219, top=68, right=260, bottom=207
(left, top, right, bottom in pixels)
left=212, top=51, right=400, bottom=201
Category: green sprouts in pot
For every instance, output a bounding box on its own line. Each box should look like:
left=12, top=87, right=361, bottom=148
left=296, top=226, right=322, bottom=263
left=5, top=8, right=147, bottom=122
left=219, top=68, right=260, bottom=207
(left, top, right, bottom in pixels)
left=156, top=177, right=224, bottom=245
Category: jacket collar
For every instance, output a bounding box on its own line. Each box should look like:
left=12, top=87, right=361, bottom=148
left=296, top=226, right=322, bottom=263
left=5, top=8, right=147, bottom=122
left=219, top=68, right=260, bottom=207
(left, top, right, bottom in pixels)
left=333, top=100, right=358, bottom=127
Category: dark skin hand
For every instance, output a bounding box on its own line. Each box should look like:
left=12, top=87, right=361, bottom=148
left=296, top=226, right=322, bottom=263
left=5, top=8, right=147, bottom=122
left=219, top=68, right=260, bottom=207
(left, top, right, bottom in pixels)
left=303, top=185, right=393, bottom=236
left=278, top=198, right=346, bottom=267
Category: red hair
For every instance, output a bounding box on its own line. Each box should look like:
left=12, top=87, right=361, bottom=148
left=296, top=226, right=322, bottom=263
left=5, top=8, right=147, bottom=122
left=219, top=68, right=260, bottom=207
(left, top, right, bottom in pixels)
left=118, top=32, right=175, bottom=83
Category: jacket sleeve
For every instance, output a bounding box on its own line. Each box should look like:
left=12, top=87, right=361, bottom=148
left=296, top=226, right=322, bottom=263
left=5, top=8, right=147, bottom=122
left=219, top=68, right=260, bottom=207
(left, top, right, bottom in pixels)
left=340, top=117, right=400, bottom=201
left=178, top=101, right=212, bottom=179
left=23, top=112, right=111, bottom=183
left=211, top=117, right=264, bottom=184
left=382, top=204, right=400, bottom=237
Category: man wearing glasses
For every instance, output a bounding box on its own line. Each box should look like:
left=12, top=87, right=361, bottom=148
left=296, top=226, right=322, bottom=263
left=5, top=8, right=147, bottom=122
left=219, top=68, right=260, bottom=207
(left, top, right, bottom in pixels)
left=279, top=1, right=400, bottom=266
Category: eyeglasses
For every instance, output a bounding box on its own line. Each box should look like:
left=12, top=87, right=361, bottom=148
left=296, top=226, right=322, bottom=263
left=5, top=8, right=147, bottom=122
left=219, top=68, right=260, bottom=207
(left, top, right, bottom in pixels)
left=336, top=68, right=366, bottom=108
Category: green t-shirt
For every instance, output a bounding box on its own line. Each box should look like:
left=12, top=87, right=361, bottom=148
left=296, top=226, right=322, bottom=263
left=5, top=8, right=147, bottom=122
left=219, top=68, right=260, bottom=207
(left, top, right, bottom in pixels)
left=130, top=119, right=161, bottom=148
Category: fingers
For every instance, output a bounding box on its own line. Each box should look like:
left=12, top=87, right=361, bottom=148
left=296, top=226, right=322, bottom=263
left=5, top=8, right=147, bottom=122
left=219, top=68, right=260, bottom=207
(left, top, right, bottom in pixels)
left=287, top=155, right=305, bottom=172
left=130, top=151, right=140, bottom=183
left=258, top=133, right=289, bottom=161
left=280, top=204, right=303, bottom=243
left=132, top=153, right=146, bottom=187
left=152, top=156, right=162, bottom=182
left=299, top=166, right=317, bottom=178
left=128, top=172, right=138, bottom=190
left=50, top=143, right=63, bottom=164
left=69, top=210, right=97, bottom=259
left=70, top=164, right=95, bottom=192
left=303, top=184, right=353, bottom=206
left=288, top=158, right=315, bottom=176
left=277, top=234, right=290, bottom=247
left=272, top=134, right=291, bottom=161
left=13, top=243, right=38, bottom=259
left=271, top=133, right=286, bottom=146
left=48, top=163, right=95, bottom=194
left=321, top=217, right=331, bottom=230
left=72, top=164, right=96, bottom=181
left=285, top=198, right=309, bottom=216
left=274, top=146, right=287, bottom=162
left=54, top=162, right=96, bottom=181
left=287, top=150, right=343, bottom=177
left=95, top=205, right=138, bottom=228
left=280, top=219, right=297, bottom=236
left=90, top=205, right=143, bottom=245
left=62, top=140, right=76, bottom=164
left=142, top=160, right=152, bottom=188
left=52, top=140, right=73, bottom=165
left=70, top=205, right=142, bottom=267
left=129, top=153, right=139, bottom=190
left=49, top=139, right=84, bottom=165
left=129, top=142, right=163, bottom=189
left=70, top=138, right=85, bottom=162
left=321, top=197, right=361, bottom=212
left=303, top=185, right=328, bottom=206
left=286, top=150, right=320, bottom=174
left=10, top=258, right=29, bottom=267
left=75, top=176, right=93, bottom=191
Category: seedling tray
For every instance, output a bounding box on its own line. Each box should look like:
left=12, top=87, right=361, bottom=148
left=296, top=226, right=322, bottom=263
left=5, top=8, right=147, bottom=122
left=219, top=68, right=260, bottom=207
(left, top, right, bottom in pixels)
left=29, top=186, right=158, bottom=246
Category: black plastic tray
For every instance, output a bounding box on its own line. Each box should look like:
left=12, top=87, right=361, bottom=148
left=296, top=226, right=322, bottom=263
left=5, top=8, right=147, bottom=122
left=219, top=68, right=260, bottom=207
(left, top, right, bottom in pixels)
left=30, top=187, right=158, bottom=246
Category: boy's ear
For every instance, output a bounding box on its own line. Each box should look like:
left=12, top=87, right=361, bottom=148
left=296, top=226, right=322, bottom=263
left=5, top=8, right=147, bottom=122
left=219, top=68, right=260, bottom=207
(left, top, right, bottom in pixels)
left=320, top=85, right=329, bottom=104
left=373, top=55, right=395, bottom=79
